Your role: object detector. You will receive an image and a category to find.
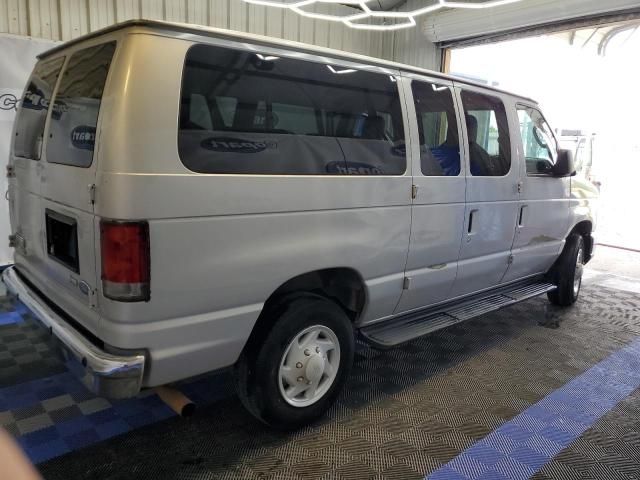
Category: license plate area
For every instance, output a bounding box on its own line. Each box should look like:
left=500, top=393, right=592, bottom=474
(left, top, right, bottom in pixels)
left=45, top=209, right=80, bottom=273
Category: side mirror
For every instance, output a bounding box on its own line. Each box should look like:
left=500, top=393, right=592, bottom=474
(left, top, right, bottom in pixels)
left=553, top=149, right=576, bottom=177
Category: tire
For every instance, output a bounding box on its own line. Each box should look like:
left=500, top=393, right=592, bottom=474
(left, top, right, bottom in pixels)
left=234, top=293, right=354, bottom=430
left=547, top=233, right=585, bottom=307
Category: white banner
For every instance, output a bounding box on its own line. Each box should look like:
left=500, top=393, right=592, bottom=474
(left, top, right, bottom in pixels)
left=0, top=34, right=58, bottom=266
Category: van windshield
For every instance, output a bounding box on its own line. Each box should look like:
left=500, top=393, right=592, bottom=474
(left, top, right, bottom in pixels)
left=12, top=56, right=65, bottom=160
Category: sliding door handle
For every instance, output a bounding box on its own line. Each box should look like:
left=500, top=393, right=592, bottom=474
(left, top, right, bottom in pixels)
left=518, top=205, right=527, bottom=227
left=467, top=209, right=479, bottom=236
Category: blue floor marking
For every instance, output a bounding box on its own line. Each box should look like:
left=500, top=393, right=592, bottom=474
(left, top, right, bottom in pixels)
left=0, top=298, right=235, bottom=465
left=0, top=310, right=22, bottom=326
left=426, top=337, right=640, bottom=480
left=0, top=368, right=232, bottom=464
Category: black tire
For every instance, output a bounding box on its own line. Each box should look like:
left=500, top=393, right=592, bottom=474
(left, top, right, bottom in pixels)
left=234, top=293, right=354, bottom=430
left=547, top=233, right=585, bottom=307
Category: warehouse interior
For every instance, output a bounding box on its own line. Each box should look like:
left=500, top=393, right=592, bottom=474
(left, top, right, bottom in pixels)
left=1, top=1, right=640, bottom=479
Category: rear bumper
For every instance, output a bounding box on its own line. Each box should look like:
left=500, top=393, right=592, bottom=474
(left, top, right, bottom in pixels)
left=2, top=266, right=145, bottom=399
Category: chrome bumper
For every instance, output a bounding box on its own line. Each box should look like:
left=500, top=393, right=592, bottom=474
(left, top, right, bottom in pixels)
left=2, top=266, right=145, bottom=399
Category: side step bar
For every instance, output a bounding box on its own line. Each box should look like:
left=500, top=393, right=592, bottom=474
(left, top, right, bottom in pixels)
left=360, top=280, right=556, bottom=348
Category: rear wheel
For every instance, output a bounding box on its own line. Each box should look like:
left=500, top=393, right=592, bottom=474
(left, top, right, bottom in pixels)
left=234, top=294, right=354, bottom=429
left=548, top=234, right=585, bottom=306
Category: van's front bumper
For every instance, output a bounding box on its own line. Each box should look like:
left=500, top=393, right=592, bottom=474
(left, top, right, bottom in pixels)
left=2, top=266, right=145, bottom=399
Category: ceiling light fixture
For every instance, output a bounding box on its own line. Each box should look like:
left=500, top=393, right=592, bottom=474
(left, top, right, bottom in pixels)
left=242, top=0, right=523, bottom=32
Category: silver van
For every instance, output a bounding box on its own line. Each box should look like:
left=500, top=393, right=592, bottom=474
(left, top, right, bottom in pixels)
left=4, top=20, right=598, bottom=428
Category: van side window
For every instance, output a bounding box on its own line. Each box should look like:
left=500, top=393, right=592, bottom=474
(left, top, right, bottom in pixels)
left=460, top=91, right=511, bottom=177
left=13, top=56, right=65, bottom=160
left=411, top=81, right=460, bottom=176
left=178, top=44, right=406, bottom=175
left=46, top=42, right=116, bottom=168
left=517, top=106, right=558, bottom=175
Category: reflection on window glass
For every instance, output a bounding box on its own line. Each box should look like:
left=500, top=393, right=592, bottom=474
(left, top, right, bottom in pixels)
left=575, top=142, right=585, bottom=172
left=188, top=94, right=213, bottom=130
left=411, top=81, right=460, bottom=176
left=272, top=103, right=319, bottom=135
left=517, top=106, right=557, bottom=175
left=215, top=97, right=237, bottom=127
left=179, top=44, right=406, bottom=175
left=47, top=42, right=116, bottom=168
left=13, top=57, right=65, bottom=160
left=461, top=91, right=511, bottom=177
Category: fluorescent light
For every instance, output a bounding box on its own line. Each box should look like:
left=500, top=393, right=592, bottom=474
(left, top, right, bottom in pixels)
left=256, top=53, right=280, bottom=61
left=327, top=65, right=357, bottom=74
left=241, top=0, right=523, bottom=32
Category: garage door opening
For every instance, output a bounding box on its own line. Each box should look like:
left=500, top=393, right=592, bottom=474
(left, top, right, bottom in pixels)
left=449, top=24, right=640, bottom=253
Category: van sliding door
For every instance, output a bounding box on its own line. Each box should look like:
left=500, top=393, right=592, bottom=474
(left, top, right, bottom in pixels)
left=393, top=75, right=467, bottom=314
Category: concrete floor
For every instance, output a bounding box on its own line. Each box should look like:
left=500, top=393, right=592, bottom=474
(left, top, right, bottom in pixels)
left=1, top=246, right=639, bottom=479
left=588, top=245, right=640, bottom=281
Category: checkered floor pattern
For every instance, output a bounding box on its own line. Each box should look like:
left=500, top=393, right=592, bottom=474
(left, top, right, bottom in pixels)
left=1, top=271, right=640, bottom=479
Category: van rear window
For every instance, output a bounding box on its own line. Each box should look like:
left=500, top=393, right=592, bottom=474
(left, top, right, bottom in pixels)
left=46, top=42, right=116, bottom=168
left=178, top=44, right=406, bottom=176
left=13, top=57, right=65, bottom=160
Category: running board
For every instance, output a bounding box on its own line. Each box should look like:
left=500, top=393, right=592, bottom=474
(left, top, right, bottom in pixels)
left=360, top=280, right=557, bottom=348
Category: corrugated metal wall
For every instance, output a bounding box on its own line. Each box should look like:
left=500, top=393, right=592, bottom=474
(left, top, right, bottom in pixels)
left=424, top=0, right=640, bottom=46
left=0, top=0, right=428, bottom=65
left=391, top=0, right=440, bottom=69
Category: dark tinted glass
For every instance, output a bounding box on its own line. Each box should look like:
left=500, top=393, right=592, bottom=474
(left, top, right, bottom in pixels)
left=179, top=44, right=406, bottom=175
left=460, top=91, right=511, bottom=177
left=412, top=81, right=460, bottom=176
left=13, top=57, right=65, bottom=159
left=46, top=42, right=116, bottom=168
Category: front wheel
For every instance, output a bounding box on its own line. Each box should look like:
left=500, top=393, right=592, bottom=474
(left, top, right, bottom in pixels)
left=548, top=233, right=585, bottom=306
left=234, top=294, right=354, bottom=429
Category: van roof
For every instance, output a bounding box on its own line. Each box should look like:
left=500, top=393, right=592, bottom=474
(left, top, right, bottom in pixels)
left=39, top=19, right=537, bottom=104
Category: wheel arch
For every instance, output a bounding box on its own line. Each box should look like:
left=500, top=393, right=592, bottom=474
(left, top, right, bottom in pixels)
left=568, top=220, right=594, bottom=263
left=241, top=267, right=368, bottom=354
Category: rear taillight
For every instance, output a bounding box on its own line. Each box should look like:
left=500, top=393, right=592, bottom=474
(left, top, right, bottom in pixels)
left=100, top=220, right=150, bottom=302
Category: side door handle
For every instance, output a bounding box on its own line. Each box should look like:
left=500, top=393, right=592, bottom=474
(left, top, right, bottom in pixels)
left=518, top=205, right=527, bottom=227
left=467, top=209, right=479, bottom=236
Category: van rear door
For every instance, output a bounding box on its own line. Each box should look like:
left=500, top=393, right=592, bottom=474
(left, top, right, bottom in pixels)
left=10, top=55, right=65, bottom=282
left=10, top=41, right=116, bottom=334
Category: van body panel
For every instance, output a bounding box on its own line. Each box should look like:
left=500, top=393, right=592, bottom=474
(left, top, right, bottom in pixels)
left=7, top=22, right=598, bottom=393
